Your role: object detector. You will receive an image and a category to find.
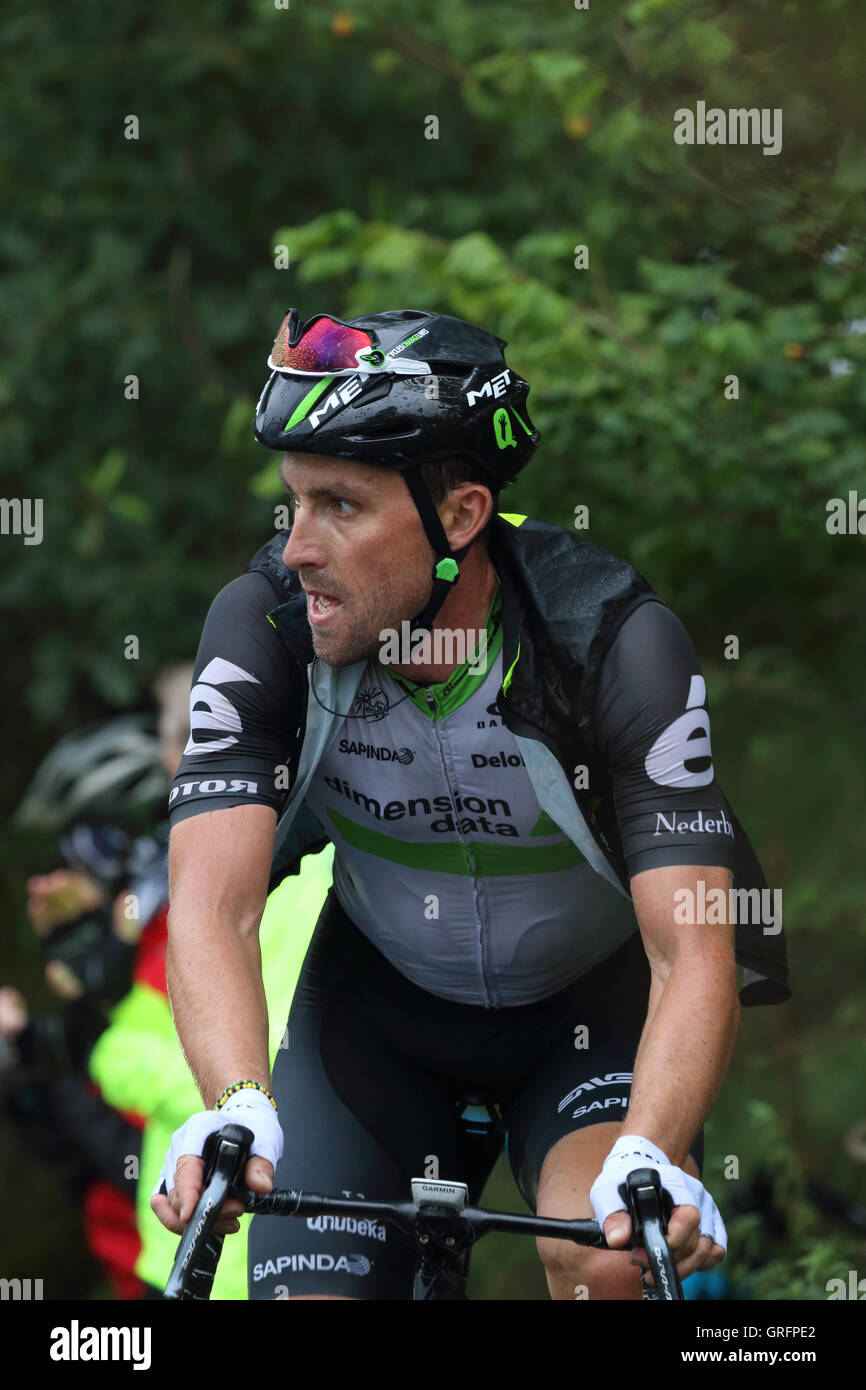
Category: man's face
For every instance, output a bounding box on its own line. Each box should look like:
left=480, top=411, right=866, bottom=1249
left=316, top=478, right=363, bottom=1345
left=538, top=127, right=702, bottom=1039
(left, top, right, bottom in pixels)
left=279, top=454, right=433, bottom=666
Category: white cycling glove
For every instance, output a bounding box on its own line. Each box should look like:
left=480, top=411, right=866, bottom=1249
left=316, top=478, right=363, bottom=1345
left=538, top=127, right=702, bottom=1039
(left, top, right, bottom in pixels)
left=152, top=1088, right=284, bottom=1200
left=589, top=1134, right=727, bottom=1252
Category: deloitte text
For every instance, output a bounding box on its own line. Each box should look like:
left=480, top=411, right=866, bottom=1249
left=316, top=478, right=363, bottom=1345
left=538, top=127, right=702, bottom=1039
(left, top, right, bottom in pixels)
left=378, top=623, right=488, bottom=674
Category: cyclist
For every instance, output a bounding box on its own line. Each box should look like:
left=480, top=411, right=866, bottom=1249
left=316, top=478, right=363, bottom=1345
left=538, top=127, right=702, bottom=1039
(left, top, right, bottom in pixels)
left=152, top=308, right=791, bottom=1300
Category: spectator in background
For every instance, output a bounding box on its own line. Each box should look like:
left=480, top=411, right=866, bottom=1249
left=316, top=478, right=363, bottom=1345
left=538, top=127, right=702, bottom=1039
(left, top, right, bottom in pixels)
left=88, top=663, right=335, bottom=1297
left=2, top=662, right=335, bottom=1298
left=2, top=708, right=172, bottom=1297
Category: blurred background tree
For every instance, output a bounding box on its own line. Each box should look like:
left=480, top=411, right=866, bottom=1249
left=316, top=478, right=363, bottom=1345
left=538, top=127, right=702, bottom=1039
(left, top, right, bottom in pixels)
left=1, top=0, right=864, bottom=1297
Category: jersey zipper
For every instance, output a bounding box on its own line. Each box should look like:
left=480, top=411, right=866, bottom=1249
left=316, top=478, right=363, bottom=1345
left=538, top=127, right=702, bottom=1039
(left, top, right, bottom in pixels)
left=425, top=686, right=495, bottom=1008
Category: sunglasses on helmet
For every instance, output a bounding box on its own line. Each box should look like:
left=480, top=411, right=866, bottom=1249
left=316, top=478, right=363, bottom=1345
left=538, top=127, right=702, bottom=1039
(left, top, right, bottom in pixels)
left=267, top=308, right=430, bottom=377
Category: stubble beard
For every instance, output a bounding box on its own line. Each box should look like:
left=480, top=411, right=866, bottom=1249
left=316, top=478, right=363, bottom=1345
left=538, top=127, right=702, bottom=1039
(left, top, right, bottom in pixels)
left=309, top=568, right=432, bottom=668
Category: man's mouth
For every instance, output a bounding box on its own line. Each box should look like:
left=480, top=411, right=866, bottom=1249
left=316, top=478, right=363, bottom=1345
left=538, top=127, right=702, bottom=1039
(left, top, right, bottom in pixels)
left=305, top=590, right=343, bottom=625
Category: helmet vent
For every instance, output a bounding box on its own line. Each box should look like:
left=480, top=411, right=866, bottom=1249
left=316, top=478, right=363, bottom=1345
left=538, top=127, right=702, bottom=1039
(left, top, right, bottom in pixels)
left=345, top=425, right=422, bottom=441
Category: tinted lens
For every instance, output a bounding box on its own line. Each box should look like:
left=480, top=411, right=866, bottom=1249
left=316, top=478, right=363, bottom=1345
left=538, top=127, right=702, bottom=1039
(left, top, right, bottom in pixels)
left=270, top=313, right=375, bottom=372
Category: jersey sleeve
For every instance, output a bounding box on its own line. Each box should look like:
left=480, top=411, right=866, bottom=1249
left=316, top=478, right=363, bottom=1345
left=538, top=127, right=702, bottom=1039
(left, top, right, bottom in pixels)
left=593, top=599, right=736, bottom=881
left=167, top=571, right=303, bottom=827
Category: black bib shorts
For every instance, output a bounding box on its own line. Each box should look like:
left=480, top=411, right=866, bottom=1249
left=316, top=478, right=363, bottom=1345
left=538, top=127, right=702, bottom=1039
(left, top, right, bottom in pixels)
left=247, top=888, right=704, bottom=1300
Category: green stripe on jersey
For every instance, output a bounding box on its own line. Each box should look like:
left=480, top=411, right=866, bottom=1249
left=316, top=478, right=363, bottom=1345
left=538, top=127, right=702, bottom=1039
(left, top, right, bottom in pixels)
left=326, top=806, right=585, bottom=876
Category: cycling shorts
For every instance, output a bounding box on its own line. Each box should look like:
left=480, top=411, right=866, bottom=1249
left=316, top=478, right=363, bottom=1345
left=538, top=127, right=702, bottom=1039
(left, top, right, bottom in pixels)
left=247, top=888, right=704, bottom=1300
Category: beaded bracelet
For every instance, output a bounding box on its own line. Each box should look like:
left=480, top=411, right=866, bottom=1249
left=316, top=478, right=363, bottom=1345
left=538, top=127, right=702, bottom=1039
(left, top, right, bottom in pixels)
left=214, top=1080, right=277, bottom=1112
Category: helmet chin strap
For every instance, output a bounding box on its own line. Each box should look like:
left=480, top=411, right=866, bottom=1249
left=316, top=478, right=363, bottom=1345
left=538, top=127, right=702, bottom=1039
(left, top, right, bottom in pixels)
left=400, top=463, right=480, bottom=638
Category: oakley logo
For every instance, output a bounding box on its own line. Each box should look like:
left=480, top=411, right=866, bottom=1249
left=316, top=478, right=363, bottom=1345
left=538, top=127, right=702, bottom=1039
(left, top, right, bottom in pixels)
left=645, top=675, right=714, bottom=789
left=183, top=657, right=259, bottom=756
left=308, top=376, right=367, bottom=428
left=476, top=697, right=503, bottom=729
left=466, top=369, right=511, bottom=407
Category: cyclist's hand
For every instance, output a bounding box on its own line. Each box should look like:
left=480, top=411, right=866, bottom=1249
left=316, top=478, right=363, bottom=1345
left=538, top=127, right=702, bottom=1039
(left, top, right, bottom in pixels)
left=589, top=1133, right=726, bottom=1282
left=0, top=986, right=29, bottom=1044
left=110, top=887, right=143, bottom=945
left=44, top=960, right=85, bottom=1001
left=25, top=870, right=104, bottom=935
left=150, top=1089, right=283, bottom=1236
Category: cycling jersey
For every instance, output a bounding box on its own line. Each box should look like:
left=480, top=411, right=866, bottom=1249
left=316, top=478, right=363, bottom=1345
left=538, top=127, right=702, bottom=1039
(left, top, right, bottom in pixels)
left=164, top=510, right=787, bottom=1304
left=168, top=544, right=739, bottom=1007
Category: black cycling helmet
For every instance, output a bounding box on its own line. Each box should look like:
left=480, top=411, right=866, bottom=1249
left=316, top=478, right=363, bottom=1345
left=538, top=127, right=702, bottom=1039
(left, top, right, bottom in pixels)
left=253, top=308, right=539, bottom=632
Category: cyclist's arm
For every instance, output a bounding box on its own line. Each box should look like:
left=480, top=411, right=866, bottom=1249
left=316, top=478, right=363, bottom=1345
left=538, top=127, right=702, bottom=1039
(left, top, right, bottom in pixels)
left=147, top=805, right=281, bottom=1234
left=151, top=568, right=305, bottom=1233
left=628, top=861, right=736, bottom=1169
left=165, top=802, right=278, bottom=1109
left=591, top=601, right=737, bottom=1263
left=593, top=599, right=739, bottom=1166
left=162, top=570, right=304, bottom=1100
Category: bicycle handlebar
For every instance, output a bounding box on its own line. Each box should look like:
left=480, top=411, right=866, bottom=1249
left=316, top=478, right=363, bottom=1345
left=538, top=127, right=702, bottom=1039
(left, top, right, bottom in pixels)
left=162, top=1124, right=251, bottom=1300
left=163, top=1124, right=684, bottom=1300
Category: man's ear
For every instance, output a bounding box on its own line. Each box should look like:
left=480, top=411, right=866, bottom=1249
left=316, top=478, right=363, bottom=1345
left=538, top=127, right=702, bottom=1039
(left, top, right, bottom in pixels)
left=445, top=482, right=493, bottom=546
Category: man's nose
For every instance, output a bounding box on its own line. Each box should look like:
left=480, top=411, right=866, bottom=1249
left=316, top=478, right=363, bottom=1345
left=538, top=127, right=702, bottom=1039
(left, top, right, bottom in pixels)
left=282, top=510, right=324, bottom=571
